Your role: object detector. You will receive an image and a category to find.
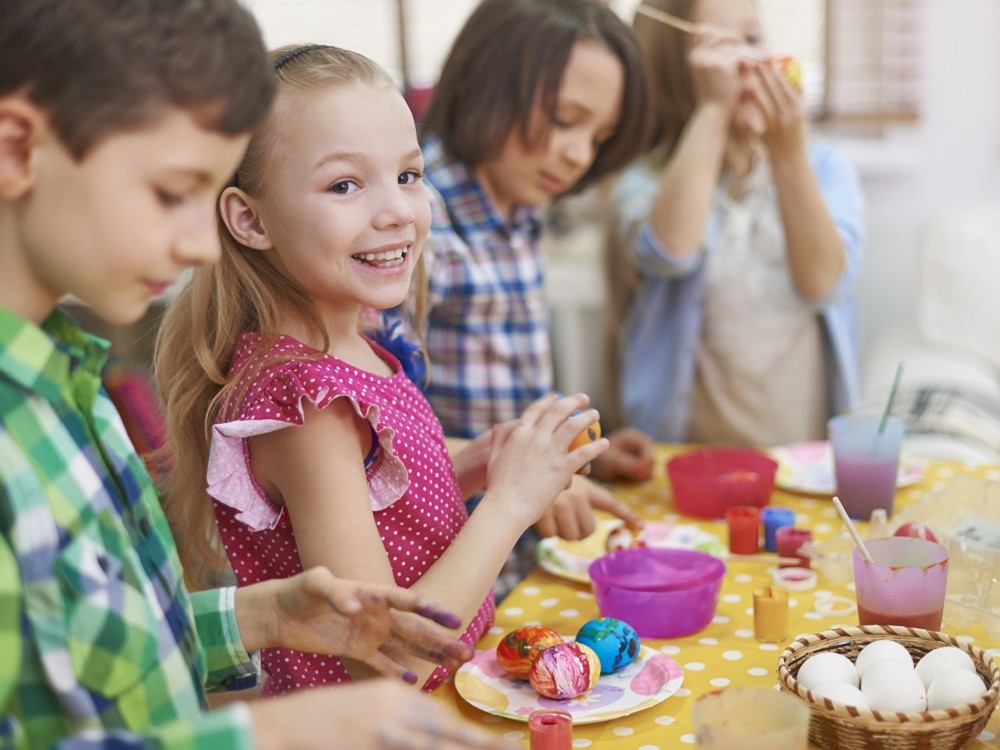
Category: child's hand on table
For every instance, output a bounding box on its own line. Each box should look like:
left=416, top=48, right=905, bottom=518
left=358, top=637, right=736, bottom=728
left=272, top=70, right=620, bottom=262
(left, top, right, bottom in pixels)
left=235, top=566, right=473, bottom=683
left=590, top=427, right=656, bottom=483
left=250, top=679, right=516, bottom=750
left=534, top=474, right=645, bottom=541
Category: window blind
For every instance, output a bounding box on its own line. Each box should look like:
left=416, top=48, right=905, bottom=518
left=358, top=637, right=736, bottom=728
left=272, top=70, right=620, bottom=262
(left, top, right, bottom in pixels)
left=755, top=0, right=923, bottom=125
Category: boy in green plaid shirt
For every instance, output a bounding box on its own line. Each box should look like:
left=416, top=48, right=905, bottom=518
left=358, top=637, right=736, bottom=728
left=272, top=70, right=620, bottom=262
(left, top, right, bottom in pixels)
left=0, top=2, right=514, bottom=749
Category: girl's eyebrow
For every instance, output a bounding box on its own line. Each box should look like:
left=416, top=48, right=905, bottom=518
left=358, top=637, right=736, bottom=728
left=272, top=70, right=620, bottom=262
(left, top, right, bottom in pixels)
left=315, top=148, right=424, bottom=170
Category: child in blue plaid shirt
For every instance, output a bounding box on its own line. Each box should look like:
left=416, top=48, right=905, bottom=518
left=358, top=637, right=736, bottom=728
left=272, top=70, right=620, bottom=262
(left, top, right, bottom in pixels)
left=410, top=0, right=660, bottom=597
left=0, top=2, right=515, bottom=748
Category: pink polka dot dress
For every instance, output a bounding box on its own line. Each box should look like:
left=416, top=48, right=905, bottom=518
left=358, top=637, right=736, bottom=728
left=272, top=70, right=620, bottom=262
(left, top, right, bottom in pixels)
left=206, top=333, right=495, bottom=695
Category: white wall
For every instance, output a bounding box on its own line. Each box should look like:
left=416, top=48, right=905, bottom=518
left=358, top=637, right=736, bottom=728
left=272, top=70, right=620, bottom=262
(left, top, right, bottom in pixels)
left=854, top=0, right=1000, bottom=361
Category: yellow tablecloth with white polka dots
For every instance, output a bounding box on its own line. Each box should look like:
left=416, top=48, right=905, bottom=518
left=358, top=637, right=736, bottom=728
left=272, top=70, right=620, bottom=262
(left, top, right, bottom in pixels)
left=436, top=446, right=1000, bottom=749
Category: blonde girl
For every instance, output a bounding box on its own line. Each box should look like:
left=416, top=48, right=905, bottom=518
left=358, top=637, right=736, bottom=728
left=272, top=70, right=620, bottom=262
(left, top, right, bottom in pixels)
left=155, top=45, right=605, bottom=695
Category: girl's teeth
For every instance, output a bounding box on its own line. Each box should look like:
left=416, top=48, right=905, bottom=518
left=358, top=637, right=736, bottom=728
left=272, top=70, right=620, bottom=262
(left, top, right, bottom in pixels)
left=357, top=248, right=406, bottom=262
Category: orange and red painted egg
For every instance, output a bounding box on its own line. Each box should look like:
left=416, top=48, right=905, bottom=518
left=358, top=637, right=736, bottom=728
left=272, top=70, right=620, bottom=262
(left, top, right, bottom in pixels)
left=495, top=625, right=565, bottom=680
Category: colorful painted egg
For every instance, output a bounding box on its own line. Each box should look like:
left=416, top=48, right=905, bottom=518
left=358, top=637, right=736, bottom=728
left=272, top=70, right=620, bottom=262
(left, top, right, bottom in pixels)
left=894, top=522, right=939, bottom=543
left=495, top=625, right=564, bottom=679
left=575, top=617, right=640, bottom=674
left=606, top=525, right=647, bottom=552
left=528, top=641, right=601, bottom=700
left=568, top=418, right=602, bottom=452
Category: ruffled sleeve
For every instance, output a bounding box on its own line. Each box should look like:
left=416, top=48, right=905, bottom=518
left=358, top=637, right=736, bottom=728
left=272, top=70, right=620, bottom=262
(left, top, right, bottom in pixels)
left=206, top=358, right=409, bottom=531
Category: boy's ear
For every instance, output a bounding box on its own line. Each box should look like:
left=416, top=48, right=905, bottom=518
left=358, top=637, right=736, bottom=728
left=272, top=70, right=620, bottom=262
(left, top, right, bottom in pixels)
left=0, top=96, right=47, bottom=200
left=219, top=187, right=273, bottom=251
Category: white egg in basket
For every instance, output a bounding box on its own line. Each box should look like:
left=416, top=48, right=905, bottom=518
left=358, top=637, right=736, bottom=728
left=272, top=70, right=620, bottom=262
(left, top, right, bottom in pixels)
left=915, top=646, right=976, bottom=689
left=861, top=659, right=926, bottom=713
left=796, top=652, right=858, bottom=691
left=927, top=670, right=988, bottom=711
left=854, top=639, right=912, bottom=678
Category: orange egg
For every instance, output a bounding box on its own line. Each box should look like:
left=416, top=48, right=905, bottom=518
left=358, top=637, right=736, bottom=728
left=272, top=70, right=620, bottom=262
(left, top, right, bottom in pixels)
left=568, top=420, right=602, bottom=452
left=495, top=625, right=564, bottom=679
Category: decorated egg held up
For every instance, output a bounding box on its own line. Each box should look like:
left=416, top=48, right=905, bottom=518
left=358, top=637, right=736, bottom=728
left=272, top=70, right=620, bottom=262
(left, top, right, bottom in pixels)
left=529, top=641, right=601, bottom=700
left=575, top=617, right=640, bottom=674
left=568, top=417, right=601, bottom=452
left=496, top=625, right=564, bottom=680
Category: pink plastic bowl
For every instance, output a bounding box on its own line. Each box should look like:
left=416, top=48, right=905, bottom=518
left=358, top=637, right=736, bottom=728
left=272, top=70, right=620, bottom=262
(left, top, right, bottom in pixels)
left=667, top=447, right=778, bottom=519
left=588, top=547, right=726, bottom=639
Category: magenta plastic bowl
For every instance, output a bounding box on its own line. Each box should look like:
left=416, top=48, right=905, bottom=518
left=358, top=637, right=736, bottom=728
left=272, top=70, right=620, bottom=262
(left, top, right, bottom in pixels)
left=588, top=547, right=726, bottom=639
left=666, top=446, right=778, bottom=519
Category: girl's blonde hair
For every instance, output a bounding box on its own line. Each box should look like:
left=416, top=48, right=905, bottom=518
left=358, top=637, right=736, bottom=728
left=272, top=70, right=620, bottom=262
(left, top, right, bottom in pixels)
left=154, top=45, right=427, bottom=586
left=602, top=0, right=698, bottom=428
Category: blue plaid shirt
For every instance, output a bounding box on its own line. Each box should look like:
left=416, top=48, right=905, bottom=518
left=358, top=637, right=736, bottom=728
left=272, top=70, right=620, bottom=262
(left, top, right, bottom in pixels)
left=420, top=136, right=549, bottom=439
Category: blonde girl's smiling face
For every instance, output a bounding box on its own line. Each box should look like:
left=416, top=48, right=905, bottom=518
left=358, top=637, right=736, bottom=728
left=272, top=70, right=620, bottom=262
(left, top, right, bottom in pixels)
left=248, top=82, right=429, bottom=323
left=474, top=39, right=625, bottom=219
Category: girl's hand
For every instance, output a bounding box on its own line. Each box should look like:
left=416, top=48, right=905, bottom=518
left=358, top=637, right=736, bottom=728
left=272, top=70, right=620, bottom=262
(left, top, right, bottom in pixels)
left=748, top=59, right=808, bottom=158
left=251, top=679, right=515, bottom=750
left=534, top=474, right=645, bottom=540
left=688, top=27, right=744, bottom=112
left=589, top=427, right=656, bottom=482
left=235, top=567, right=472, bottom=683
left=484, top=394, right=609, bottom=528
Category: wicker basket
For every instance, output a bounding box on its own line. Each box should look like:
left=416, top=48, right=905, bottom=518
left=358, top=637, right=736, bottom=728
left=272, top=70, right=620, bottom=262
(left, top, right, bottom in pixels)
left=777, top=625, right=1000, bottom=750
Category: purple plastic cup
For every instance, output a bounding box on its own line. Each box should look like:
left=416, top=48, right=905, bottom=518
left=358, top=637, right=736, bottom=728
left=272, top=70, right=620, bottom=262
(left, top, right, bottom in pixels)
left=588, top=547, right=726, bottom=638
left=828, top=414, right=905, bottom=519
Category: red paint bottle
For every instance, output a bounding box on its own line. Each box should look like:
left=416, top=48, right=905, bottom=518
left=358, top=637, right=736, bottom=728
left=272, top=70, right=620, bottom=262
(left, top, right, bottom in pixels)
left=529, top=708, right=573, bottom=750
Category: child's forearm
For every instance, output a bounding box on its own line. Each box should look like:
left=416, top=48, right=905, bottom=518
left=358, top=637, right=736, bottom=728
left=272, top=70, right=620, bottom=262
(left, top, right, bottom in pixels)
left=770, top=148, right=846, bottom=301
left=392, top=501, right=527, bottom=685
left=649, top=102, right=730, bottom=257
left=446, top=435, right=489, bottom=497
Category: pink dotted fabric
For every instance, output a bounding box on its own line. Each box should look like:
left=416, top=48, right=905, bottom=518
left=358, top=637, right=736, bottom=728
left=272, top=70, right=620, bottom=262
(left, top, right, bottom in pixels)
left=207, top=333, right=495, bottom=694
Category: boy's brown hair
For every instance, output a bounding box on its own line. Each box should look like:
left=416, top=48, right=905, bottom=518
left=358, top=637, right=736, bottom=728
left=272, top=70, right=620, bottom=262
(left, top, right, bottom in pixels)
left=422, top=0, right=653, bottom=195
left=0, top=0, right=274, bottom=159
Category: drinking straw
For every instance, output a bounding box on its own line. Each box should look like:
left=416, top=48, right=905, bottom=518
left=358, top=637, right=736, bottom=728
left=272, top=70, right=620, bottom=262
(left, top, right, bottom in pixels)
left=878, top=363, right=904, bottom=434
left=833, top=496, right=874, bottom=563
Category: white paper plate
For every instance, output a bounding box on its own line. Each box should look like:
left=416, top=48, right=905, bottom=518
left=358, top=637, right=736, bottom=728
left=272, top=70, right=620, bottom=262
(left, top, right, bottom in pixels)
left=535, top=519, right=725, bottom=584
left=454, top=642, right=683, bottom=724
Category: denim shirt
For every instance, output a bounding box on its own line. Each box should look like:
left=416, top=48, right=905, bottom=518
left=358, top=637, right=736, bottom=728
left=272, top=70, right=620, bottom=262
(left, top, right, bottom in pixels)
left=610, top=140, right=866, bottom=442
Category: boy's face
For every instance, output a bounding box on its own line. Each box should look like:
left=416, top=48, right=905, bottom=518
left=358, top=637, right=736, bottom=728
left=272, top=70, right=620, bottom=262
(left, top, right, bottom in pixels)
left=4, top=104, right=249, bottom=325
left=232, top=83, right=430, bottom=324
left=474, top=39, right=624, bottom=220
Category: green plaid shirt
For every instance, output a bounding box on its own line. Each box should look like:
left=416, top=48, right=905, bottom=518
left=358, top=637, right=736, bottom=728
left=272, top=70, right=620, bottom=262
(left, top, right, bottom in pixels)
left=0, top=307, right=257, bottom=749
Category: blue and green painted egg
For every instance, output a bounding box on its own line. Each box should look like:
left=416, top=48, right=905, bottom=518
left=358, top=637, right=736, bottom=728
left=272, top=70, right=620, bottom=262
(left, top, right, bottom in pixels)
left=574, top=617, right=640, bottom=674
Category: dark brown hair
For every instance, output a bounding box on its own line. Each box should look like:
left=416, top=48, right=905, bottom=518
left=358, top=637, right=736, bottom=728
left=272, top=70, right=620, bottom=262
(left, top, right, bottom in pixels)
left=0, top=0, right=274, bottom=159
left=423, top=0, right=653, bottom=194
left=633, top=0, right=699, bottom=164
